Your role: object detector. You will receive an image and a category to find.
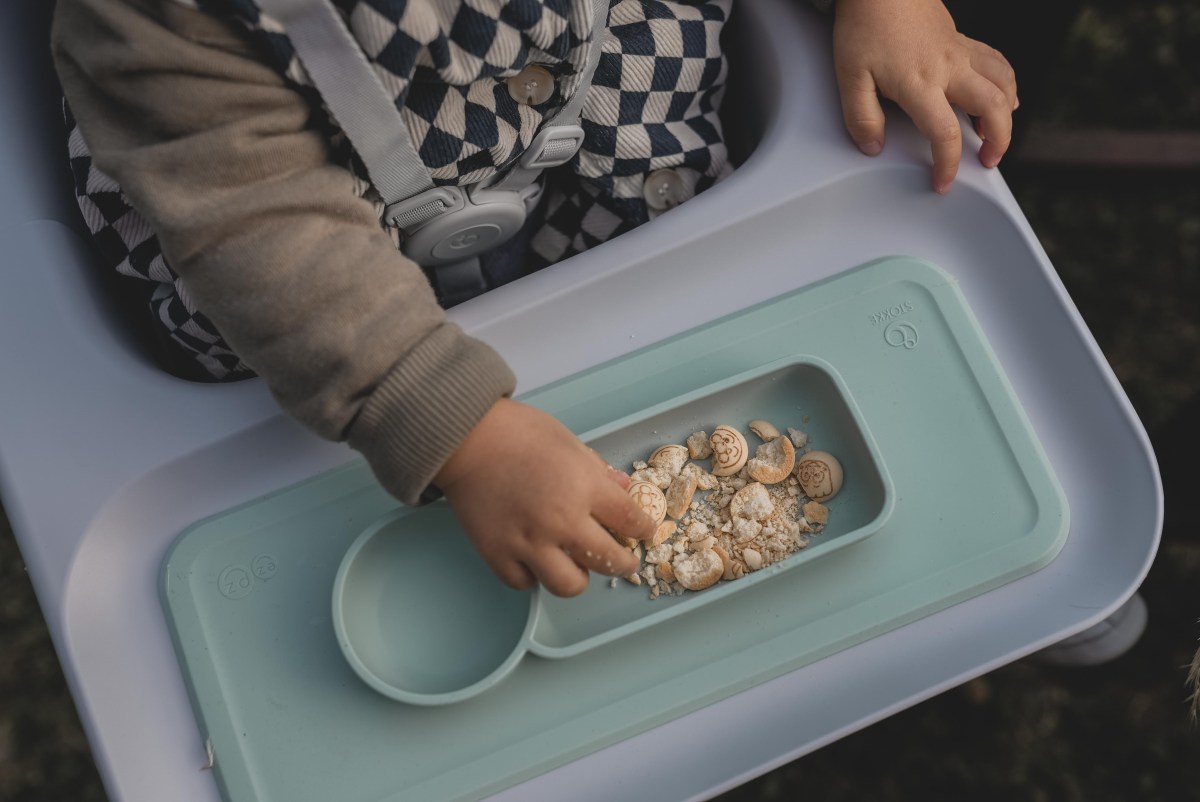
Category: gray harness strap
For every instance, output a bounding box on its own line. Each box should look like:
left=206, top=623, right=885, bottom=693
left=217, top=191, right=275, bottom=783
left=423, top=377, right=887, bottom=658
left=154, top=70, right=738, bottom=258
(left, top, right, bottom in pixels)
left=252, top=0, right=608, bottom=305
left=254, top=0, right=436, bottom=205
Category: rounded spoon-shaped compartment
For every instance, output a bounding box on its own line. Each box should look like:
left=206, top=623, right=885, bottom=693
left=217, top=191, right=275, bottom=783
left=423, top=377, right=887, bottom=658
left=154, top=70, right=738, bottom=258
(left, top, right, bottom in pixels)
left=333, top=506, right=537, bottom=706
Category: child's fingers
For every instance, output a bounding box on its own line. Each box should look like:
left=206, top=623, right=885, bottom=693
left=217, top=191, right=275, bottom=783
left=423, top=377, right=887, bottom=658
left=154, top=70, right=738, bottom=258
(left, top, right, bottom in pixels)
left=961, top=38, right=1018, bottom=109
left=492, top=558, right=537, bottom=591
left=568, top=521, right=641, bottom=577
left=892, top=85, right=962, bottom=193
left=591, top=476, right=658, bottom=545
left=578, top=444, right=628, bottom=489
left=947, top=70, right=1013, bottom=169
left=605, top=467, right=632, bottom=490
left=587, top=447, right=632, bottom=489
left=527, top=548, right=591, bottom=598
left=835, top=69, right=887, bottom=156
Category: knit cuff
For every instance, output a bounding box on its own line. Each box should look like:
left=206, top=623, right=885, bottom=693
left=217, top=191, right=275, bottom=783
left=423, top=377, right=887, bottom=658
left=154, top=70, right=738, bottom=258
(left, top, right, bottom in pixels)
left=347, top=323, right=517, bottom=505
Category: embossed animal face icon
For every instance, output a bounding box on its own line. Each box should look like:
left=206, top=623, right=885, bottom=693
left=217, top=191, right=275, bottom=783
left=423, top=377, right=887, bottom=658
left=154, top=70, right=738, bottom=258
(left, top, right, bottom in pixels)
left=711, top=430, right=743, bottom=465
left=628, top=481, right=666, bottom=522
left=797, top=460, right=832, bottom=498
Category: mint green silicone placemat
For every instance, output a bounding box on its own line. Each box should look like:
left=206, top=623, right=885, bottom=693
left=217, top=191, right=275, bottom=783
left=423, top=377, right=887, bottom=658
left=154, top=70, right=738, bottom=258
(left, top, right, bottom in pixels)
left=161, top=257, right=1068, bottom=802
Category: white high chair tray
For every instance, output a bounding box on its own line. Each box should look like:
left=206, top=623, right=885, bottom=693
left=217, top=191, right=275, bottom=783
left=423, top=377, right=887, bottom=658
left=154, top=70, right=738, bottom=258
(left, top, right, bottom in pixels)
left=0, top=1, right=1160, bottom=800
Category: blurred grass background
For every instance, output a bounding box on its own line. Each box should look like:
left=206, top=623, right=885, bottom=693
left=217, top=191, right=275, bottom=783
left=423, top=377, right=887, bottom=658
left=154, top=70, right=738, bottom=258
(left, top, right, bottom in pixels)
left=717, top=2, right=1200, bottom=800
left=2, top=1, right=1198, bottom=800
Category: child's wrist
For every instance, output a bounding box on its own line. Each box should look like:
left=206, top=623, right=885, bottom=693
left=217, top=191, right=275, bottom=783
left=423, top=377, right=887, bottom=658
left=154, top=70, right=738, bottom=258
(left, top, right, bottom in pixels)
left=432, top=398, right=510, bottom=491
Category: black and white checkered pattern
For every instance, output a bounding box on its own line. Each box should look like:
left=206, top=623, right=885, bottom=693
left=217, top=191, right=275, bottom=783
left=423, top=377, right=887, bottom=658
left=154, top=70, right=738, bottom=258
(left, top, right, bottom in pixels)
left=350, top=0, right=585, bottom=185
left=66, top=104, right=171, bottom=285
left=66, top=102, right=254, bottom=379
left=148, top=282, right=255, bottom=379
left=530, top=0, right=731, bottom=264
left=202, top=0, right=594, bottom=184
left=581, top=1, right=728, bottom=193
left=67, top=0, right=731, bottom=380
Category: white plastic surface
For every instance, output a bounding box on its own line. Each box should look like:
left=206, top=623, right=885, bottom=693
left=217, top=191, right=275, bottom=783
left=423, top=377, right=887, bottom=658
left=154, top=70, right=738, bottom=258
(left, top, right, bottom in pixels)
left=0, top=2, right=1161, bottom=802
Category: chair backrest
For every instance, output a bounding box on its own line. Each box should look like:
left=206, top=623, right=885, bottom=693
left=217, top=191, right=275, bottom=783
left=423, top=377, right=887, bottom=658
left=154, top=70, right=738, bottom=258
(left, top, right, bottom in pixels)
left=0, top=3, right=77, bottom=228
left=0, top=2, right=174, bottom=365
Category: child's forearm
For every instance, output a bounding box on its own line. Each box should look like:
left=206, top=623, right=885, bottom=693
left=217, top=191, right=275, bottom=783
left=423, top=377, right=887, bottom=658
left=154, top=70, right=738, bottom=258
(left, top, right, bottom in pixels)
left=52, top=0, right=515, bottom=504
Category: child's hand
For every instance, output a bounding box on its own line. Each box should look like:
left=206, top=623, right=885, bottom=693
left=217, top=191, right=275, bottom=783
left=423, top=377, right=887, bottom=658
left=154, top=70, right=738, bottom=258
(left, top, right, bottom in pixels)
left=434, top=399, right=655, bottom=597
left=831, top=0, right=1019, bottom=193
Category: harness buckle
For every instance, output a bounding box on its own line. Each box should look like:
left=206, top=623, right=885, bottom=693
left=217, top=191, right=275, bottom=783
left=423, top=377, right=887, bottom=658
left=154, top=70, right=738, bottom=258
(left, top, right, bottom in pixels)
left=385, top=126, right=580, bottom=267
left=393, top=184, right=529, bottom=266
left=384, top=187, right=465, bottom=233
left=521, top=125, right=586, bottom=169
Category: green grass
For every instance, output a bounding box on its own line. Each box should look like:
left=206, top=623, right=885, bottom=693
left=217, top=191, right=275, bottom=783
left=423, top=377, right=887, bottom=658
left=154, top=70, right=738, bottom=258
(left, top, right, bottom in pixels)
left=0, top=513, right=108, bottom=802
left=1043, top=3, right=1200, bottom=129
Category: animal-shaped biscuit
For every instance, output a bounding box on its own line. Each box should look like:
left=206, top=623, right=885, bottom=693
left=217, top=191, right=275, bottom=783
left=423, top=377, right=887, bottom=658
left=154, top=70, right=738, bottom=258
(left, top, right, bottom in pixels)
left=709, top=425, right=748, bottom=476
left=795, top=451, right=843, bottom=502
left=627, top=480, right=668, bottom=526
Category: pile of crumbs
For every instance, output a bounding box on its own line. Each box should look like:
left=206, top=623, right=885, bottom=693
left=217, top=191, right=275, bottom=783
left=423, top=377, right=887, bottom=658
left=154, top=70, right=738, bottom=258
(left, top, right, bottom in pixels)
left=610, top=420, right=843, bottom=600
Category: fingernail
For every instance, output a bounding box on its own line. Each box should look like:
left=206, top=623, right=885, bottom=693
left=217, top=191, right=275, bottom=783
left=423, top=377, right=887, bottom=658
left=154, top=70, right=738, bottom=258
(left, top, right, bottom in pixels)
left=1013, top=95, right=1020, bottom=110
left=934, top=180, right=950, bottom=194
left=982, top=153, right=1000, bottom=169
left=860, top=140, right=882, bottom=156
left=606, top=466, right=631, bottom=487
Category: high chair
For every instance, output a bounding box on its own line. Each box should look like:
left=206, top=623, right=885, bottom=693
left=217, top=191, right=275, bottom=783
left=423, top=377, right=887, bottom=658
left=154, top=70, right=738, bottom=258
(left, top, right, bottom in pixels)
left=0, top=1, right=1160, bottom=800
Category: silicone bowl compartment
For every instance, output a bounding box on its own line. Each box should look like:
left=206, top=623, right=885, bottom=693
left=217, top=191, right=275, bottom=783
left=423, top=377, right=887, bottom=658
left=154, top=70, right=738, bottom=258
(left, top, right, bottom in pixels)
left=333, top=355, right=894, bottom=704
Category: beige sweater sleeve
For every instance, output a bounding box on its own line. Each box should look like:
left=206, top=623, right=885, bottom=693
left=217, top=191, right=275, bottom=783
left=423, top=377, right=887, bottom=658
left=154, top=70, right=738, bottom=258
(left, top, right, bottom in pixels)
left=51, top=0, right=516, bottom=505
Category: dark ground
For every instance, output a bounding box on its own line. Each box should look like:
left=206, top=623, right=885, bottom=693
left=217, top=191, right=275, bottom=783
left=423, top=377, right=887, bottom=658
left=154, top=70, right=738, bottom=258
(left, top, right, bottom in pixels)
left=2, top=2, right=1199, bottom=800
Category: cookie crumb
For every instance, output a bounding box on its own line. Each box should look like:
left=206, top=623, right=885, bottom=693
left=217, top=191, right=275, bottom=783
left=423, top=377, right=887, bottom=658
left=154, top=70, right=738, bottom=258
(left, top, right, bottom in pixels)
left=618, top=421, right=840, bottom=598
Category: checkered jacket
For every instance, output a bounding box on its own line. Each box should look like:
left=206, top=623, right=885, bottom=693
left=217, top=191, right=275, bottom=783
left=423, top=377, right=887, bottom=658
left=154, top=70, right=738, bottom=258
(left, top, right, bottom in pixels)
left=66, top=0, right=733, bottom=379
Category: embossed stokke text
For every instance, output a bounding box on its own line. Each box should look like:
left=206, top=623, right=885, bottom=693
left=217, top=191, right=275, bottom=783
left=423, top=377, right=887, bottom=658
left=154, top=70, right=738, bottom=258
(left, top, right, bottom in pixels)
left=869, top=301, right=914, bottom=327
